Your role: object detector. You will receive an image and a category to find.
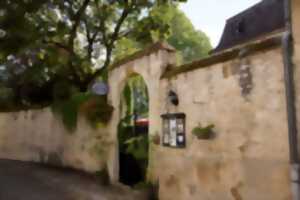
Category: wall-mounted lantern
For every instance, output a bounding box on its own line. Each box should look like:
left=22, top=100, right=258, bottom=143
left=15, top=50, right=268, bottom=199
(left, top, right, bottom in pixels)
left=168, top=90, right=179, bottom=106
left=161, top=113, right=186, bottom=148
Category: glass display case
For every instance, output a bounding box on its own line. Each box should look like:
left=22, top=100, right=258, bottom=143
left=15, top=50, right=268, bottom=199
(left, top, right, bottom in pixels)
left=161, top=113, right=186, bottom=148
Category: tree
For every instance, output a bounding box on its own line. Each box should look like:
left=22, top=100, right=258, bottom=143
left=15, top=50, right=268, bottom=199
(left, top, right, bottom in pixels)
left=114, top=5, right=212, bottom=63
left=0, top=0, right=186, bottom=106
left=167, top=7, right=212, bottom=63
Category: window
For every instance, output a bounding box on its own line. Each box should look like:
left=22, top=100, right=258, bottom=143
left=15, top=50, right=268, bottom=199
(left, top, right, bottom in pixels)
left=235, top=19, right=245, bottom=35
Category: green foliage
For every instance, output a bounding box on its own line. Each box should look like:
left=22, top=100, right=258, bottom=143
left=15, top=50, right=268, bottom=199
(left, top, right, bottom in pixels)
left=113, top=38, right=141, bottom=61
left=52, top=93, right=89, bottom=131
left=115, top=5, right=212, bottom=64
left=0, top=86, right=16, bottom=111
left=117, top=74, right=150, bottom=185
left=120, top=75, right=149, bottom=126
left=52, top=81, right=78, bottom=101
left=125, top=135, right=149, bottom=161
left=82, top=95, right=114, bottom=128
left=0, top=0, right=187, bottom=106
left=117, top=120, right=149, bottom=183
left=167, top=7, right=212, bottom=63
left=192, top=124, right=215, bottom=139
left=131, top=4, right=174, bottom=44
left=123, top=83, right=133, bottom=119
left=52, top=93, right=113, bottom=132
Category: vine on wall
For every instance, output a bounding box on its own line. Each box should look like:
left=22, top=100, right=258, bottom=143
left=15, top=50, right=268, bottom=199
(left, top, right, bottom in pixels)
left=52, top=92, right=113, bottom=132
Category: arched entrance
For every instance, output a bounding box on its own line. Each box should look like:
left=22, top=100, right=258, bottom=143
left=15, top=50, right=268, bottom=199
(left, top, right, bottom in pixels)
left=117, top=74, right=149, bottom=186
left=107, top=42, right=177, bottom=183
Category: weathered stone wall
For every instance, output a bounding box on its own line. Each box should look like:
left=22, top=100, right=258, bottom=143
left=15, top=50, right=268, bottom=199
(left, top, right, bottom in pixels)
left=0, top=108, right=112, bottom=173
left=106, top=40, right=292, bottom=199
left=292, top=0, right=300, bottom=157
left=150, top=47, right=292, bottom=200
left=0, top=32, right=294, bottom=199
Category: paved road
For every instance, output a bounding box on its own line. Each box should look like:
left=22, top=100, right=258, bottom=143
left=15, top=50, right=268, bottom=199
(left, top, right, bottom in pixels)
left=0, top=159, right=150, bottom=200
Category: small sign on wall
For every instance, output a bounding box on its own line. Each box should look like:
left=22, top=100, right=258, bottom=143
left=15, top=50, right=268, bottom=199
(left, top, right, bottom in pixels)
left=161, top=113, right=186, bottom=148
left=91, top=81, right=109, bottom=95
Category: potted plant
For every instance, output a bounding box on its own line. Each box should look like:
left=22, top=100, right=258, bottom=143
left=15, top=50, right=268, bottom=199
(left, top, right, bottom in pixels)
left=151, top=132, right=161, bottom=145
left=192, top=124, right=215, bottom=140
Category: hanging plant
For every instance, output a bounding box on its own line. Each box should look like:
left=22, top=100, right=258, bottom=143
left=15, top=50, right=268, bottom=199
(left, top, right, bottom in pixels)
left=51, top=92, right=113, bottom=132
left=192, top=124, right=215, bottom=140
left=79, top=95, right=114, bottom=128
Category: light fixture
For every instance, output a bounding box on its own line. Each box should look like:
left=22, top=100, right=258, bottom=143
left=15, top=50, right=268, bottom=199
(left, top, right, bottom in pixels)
left=168, top=90, right=179, bottom=106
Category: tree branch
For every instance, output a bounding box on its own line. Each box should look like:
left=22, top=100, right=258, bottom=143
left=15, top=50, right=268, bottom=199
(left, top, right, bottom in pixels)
left=87, top=3, right=133, bottom=83
left=68, top=0, right=91, bottom=51
left=83, top=19, right=93, bottom=60
left=43, top=40, right=72, bottom=53
left=108, top=3, right=131, bottom=47
left=64, top=0, right=91, bottom=89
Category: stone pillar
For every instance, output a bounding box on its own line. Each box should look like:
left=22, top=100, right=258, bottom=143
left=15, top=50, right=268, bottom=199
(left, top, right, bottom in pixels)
left=292, top=0, right=300, bottom=155
left=293, top=0, right=300, bottom=52
left=292, top=1, right=300, bottom=200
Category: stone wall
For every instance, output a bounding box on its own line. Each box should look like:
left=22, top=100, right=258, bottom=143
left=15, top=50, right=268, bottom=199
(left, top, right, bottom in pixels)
left=293, top=0, right=300, bottom=157
left=151, top=46, right=292, bottom=200
left=0, top=108, right=112, bottom=173
left=0, top=25, right=296, bottom=199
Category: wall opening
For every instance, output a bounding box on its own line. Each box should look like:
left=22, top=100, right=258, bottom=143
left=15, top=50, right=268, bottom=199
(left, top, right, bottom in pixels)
left=117, top=74, right=149, bottom=186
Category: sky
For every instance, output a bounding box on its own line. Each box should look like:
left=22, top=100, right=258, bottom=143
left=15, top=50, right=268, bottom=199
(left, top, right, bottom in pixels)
left=180, top=0, right=261, bottom=47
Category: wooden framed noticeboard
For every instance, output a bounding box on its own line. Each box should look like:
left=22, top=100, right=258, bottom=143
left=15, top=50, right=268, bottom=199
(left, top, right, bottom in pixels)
left=161, top=113, right=186, bottom=148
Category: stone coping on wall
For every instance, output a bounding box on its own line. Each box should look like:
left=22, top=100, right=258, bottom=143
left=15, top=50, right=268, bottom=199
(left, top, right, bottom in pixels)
left=161, top=32, right=284, bottom=79
left=109, top=41, right=176, bottom=70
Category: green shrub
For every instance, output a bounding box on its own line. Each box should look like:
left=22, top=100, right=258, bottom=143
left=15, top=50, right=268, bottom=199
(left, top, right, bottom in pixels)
left=125, top=135, right=149, bottom=161
left=52, top=92, right=113, bottom=132
left=0, top=87, right=15, bottom=111
left=80, top=95, right=114, bottom=128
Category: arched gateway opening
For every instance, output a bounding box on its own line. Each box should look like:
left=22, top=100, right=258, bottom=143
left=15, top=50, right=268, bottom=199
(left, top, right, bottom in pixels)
left=107, top=42, right=177, bottom=184
left=117, top=74, right=149, bottom=186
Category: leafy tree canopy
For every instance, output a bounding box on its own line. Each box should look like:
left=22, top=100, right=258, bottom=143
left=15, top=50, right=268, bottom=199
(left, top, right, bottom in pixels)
left=114, top=5, right=212, bottom=63
left=0, top=0, right=186, bottom=107
left=167, top=6, right=212, bottom=63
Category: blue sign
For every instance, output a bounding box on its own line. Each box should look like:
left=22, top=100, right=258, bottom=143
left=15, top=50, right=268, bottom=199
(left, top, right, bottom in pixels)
left=91, top=82, right=109, bottom=95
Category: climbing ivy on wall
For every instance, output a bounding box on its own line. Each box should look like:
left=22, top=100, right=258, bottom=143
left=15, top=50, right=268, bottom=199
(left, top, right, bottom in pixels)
left=123, top=83, right=132, bottom=120
left=121, top=75, right=149, bottom=126
left=118, top=74, right=150, bottom=185
left=52, top=92, right=113, bottom=132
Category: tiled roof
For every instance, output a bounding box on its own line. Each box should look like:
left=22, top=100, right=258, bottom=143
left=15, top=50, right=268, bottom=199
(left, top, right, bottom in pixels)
left=213, top=0, right=285, bottom=53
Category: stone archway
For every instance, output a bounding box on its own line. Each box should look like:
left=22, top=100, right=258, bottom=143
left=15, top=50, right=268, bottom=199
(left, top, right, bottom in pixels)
left=118, top=73, right=149, bottom=186
left=106, top=42, right=177, bottom=183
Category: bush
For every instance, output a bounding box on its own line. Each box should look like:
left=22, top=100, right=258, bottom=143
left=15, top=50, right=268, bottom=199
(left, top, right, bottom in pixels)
left=52, top=92, right=113, bottom=132
left=0, top=87, right=17, bottom=112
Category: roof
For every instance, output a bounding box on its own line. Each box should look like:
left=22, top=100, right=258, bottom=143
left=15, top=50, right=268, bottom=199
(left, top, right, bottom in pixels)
left=109, top=41, right=176, bottom=70
left=213, top=0, right=285, bottom=53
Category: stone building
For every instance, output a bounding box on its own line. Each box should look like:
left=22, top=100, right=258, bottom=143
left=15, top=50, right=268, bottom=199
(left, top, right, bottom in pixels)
left=0, top=0, right=300, bottom=199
